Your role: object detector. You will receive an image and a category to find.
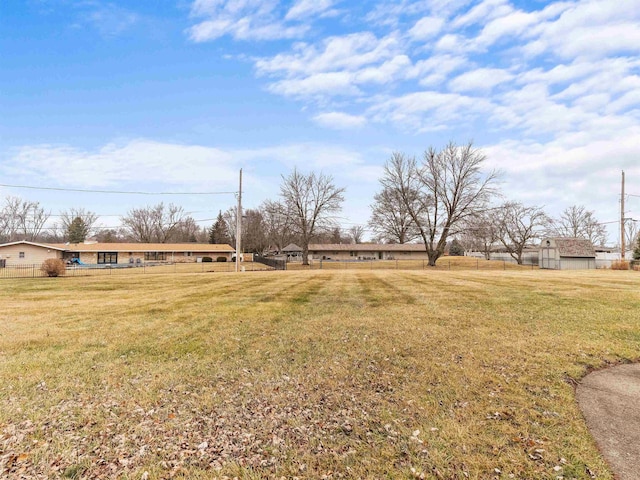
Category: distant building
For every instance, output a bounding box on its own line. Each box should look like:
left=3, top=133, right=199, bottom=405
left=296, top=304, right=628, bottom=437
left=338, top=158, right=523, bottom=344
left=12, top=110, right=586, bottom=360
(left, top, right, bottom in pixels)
left=281, top=243, right=303, bottom=261
left=308, top=243, right=429, bottom=261
left=0, top=240, right=235, bottom=266
left=539, top=237, right=596, bottom=270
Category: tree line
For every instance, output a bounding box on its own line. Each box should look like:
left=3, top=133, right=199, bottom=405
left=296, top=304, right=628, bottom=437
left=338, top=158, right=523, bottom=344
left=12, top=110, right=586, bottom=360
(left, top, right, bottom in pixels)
left=2, top=141, right=637, bottom=266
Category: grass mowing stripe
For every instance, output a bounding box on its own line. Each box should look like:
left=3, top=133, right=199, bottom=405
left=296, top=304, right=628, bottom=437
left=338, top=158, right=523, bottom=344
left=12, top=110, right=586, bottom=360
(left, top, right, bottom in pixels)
left=0, top=270, right=638, bottom=478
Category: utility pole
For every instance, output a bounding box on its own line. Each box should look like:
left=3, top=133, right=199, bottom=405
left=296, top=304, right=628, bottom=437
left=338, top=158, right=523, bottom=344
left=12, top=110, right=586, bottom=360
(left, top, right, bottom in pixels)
left=621, top=170, right=625, bottom=260
left=235, top=168, right=243, bottom=272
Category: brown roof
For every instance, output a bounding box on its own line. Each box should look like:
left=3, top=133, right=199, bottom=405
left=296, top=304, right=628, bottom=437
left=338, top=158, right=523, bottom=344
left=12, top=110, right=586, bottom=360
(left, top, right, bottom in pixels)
left=547, top=237, right=596, bottom=258
left=309, top=243, right=427, bottom=252
left=0, top=240, right=68, bottom=251
left=48, top=242, right=235, bottom=253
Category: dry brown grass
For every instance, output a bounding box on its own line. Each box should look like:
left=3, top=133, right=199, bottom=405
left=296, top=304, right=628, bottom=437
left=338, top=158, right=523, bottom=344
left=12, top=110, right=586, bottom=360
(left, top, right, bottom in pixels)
left=287, top=256, right=531, bottom=271
left=1, top=269, right=639, bottom=479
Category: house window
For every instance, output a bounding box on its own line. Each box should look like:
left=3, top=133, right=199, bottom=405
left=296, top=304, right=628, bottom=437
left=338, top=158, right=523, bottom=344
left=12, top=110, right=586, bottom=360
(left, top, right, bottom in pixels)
left=19, top=252, right=25, bottom=258
left=350, top=251, right=356, bottom=257
left=144, top=252, right=166, bottom=261
left=98, top=252, right=118, bottom=264
left=186, top=252, right=192, bottom=257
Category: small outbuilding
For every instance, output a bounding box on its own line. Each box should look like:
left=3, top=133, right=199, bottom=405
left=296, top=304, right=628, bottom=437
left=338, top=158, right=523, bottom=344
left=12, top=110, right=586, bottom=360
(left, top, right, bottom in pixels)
left=281, top=243, right=303, bottom=262
left=539, top=237, right=596, bottom=270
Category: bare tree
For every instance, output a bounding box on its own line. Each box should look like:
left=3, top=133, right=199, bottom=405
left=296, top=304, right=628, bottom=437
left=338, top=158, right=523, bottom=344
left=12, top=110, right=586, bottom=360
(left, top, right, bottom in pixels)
left=625, top=219, right=639, bottom=255
left=222, top=207, right=238, bottom=246
left=279, top=168, right=345, bottom=265
left=261, top=200, right=294, bottom=252
left=120, top=203, right=186, bottom=243
left=549, top=205, right=607, bottom=247
left=327, top=226, right=347, bottom=244
left=223, top=207, right=269, bottom=254
left=349, top=225, right=365, bottom=244
left=496, top=202, right=549, bottom=264
left=380, top=142, right=498, bottom=266
left=242, top=209, right=269, bottom=254
left=94, top=228, right=128, bottom=243
left=0, top=196, right=50, bottom=242
left=368, top=187, right=419, bottom=244
left=172, top=216, right=201, bottom=242
left=20, top=203, right=49, bottom=242
left=459, top=210, right=500, bottom=260
left=0, top=197, right=21, bottom=242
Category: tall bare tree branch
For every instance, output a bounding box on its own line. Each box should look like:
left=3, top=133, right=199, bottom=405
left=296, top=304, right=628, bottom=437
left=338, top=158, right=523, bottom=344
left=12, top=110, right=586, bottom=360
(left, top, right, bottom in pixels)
left=379, top=142, right=498, bottom=266
left=279, top=168, right=345, bottom=265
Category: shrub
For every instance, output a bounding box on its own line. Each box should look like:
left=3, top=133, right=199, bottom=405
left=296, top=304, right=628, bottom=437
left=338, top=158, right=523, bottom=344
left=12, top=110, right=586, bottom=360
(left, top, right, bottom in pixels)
left=216, top=256, right=227, bottom=262
left=611, top=260, right=629, bottom=270
left=41, top=258, right=66, bottom=277
left=202, top=256, right=213, bottom=262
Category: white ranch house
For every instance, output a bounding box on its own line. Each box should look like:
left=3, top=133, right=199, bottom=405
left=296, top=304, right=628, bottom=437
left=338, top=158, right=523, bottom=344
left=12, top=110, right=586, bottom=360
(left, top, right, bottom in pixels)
left=0, top=241, right=235, bottom=266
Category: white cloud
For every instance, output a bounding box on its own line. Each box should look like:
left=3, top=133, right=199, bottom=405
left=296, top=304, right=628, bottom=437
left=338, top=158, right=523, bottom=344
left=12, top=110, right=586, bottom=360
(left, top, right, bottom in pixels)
left=434, top=34, right=466, bottom=52
left=187, top=0, right=307, bottom=41
left=239, top=143, right=366, bottom=170
left=84, top=5, right=138, bottom=37
left=255, top=32, right=407, bottom=99
left=267, top=72, right=361, bottom=98
left=285, top=0, right=337, bottom=21
left=4, top=140, right=238, bottom=189
left=482, top=125, right=640, bottom=226
left=521, top=0, right=640, bottom=59
left=409, top=16, right=445, bottom=40
left=449, top=67, right=514, bottom=92
left=3, top=139, right=370, bottom=189
left=369, top=90, right=493, bottom=130
left=407, top=54, right=468, bottom=86
left=67, top=3, right=139, bottom=37
left=256, top=32, right=401, bottom=76
left=313, top=112, right=367, bottom=129
left=451, top=0, right=510, bottom=28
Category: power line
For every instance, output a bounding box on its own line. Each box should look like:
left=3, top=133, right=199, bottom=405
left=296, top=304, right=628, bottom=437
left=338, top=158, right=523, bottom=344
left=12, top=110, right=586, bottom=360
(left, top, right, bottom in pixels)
left=0, top=183, right=236, bottom=196
left=47, top=209, right=213, bottom=218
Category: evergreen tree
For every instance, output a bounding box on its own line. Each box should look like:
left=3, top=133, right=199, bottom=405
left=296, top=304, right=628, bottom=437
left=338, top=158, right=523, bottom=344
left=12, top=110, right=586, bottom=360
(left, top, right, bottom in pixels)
left=67, top=216, right=89, bottom=243
left=209, top=211, right=231, bottom=244
left=633, top=234, right=640, bottom=261
left=449, top=238, right=464, bottom=256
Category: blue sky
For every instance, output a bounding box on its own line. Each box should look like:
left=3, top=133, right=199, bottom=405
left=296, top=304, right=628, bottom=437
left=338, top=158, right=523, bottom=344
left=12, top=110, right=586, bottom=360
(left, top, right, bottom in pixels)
left=1, top=0, right=639, bottom=242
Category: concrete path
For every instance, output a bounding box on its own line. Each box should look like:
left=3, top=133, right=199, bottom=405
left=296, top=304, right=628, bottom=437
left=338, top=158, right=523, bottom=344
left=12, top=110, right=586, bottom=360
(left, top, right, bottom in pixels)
left=576, top=363, right=640, bottom=480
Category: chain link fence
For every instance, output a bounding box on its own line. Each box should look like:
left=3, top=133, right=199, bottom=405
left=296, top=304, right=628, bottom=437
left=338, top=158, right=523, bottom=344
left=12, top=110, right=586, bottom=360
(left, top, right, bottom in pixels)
left=0, top=261, right=274, bottom=279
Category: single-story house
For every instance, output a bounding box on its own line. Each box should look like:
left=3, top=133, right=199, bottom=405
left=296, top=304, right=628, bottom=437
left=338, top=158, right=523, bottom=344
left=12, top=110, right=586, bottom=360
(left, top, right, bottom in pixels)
left=0, top=240, right=235, bottom=266
left=539, top=237, right=596, bottom=270
left=308, top=243, right=431, bottom=261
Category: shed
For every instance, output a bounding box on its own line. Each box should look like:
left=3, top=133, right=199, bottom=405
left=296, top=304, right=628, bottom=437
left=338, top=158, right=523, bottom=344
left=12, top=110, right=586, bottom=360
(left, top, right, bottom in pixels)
left=539, top=237, right=596, bottom=270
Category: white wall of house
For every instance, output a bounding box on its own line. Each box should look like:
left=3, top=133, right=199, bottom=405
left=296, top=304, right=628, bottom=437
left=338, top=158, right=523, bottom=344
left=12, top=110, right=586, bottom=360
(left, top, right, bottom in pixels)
left=310, top=250, right=431, bottom=261
left=0, top=244, right=62, bottom=266
left=74, top=250, right=234, bottom=265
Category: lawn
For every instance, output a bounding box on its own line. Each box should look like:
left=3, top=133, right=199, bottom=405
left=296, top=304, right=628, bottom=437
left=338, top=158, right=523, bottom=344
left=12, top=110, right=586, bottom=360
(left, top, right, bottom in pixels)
left=1, top=269, right=639, bottom=479
left=286, top=256, right=534, bottom=271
